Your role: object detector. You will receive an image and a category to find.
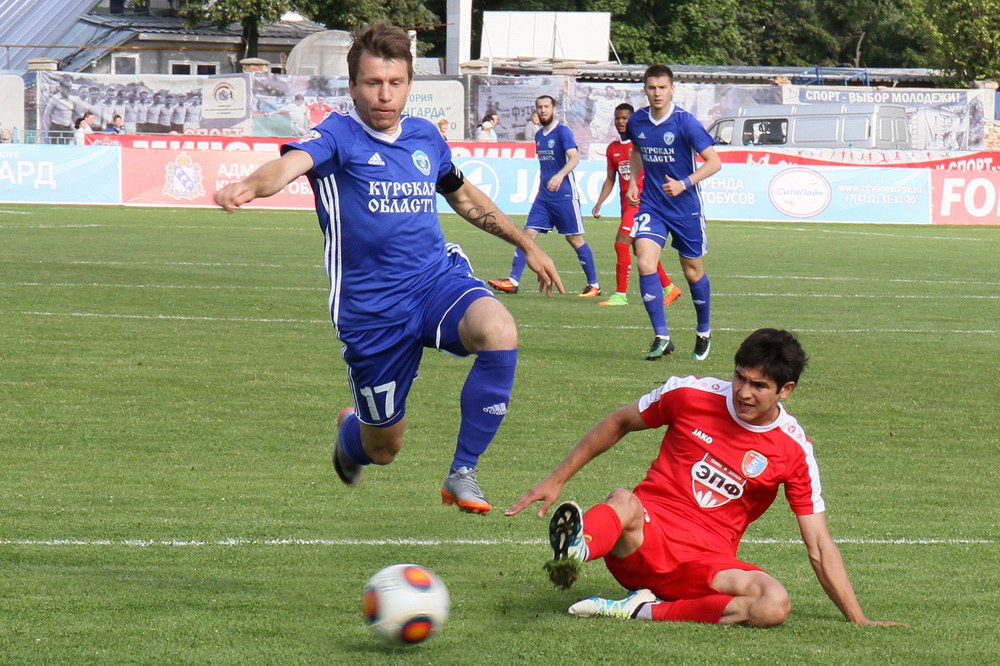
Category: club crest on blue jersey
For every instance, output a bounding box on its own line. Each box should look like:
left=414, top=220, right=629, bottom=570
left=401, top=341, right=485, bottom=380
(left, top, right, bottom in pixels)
left=411, top=150, right=431, bottom=176
left=742, top=450, right=769, bottom=478
left=664, top=132, right=676, bottom=145
left=299, top=129, right=321, bottom=143
left=547, top=139, right=555, bottom=148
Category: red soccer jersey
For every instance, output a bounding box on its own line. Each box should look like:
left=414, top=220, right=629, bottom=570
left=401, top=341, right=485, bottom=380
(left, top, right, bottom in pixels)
left=605, top=138, right=644, bottom=209
left=635, top=375, right=824, bottom=559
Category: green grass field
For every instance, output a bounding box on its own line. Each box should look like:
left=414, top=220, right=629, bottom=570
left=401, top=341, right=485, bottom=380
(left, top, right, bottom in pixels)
left=1, top=204, right=998, bottom=664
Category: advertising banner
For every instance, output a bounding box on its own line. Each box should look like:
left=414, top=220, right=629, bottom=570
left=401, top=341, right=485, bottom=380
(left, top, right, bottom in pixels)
left=0, top=144, right=120, bottom=204
left=717, top=147, right=1000, bottom=171
left=36, top=71, right=252, bottom=136
left=120, top=147, right=312, bottom=208
left=930, top=171, right=1000, bottom=225
left=700, top=163, right=931, bottom=224
left=88, top=133, right=287, bottom=155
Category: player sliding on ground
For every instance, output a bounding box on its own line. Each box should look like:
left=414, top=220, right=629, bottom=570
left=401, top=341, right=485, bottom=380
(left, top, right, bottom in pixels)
left=506, top=329, right=905, bottom=626
left=215, top=23, right=563, bottom=515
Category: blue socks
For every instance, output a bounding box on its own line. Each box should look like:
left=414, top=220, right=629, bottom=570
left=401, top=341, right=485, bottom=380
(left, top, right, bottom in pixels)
left=453, top=349, right=518, bottom=470
left=689, top=273, right=711, bottom=335
left=509, top=249, right=527, bottom=283
left=640, top=272, right=669, bottom=337
left=338, top=410, right=372, bottom=466
left=575, top=242, right=598, bottom=286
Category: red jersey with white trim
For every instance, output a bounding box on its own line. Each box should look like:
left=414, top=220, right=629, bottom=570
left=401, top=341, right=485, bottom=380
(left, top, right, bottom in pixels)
left=605, top=138, right=644, bottom=210
left=635, top=375, right=824, bottom=559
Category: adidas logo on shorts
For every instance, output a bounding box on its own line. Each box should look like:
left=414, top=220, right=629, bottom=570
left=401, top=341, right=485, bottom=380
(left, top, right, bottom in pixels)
left=482, top=403, right=508, bottom=416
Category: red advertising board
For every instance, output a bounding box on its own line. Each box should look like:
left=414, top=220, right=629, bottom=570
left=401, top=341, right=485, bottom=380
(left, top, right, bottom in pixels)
left=89, top=133, right=288, bottom=156
left=120, top=147, right=313, bottom=209
left=931, top=171, right=1000, bottom=225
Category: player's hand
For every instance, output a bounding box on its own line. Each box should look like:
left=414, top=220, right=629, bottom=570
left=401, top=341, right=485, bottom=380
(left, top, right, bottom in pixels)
left=215, top=181, right=256, bottom=212
left=523, top=246, right=565, bottom=297
left=504, top=478, right=563, bottom=518
left=546, top=174, right=564, bottom=192
left=662, top=175, right=686, bottom=197
left=591, top=204, right=602, bottom=218
left=625, top=185, right=640, bottom=207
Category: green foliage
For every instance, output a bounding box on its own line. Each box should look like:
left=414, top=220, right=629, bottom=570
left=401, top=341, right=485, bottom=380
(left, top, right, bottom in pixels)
left=1, top=205, right=998, bottom=661
left=926, top=0, right=1000, bottom=82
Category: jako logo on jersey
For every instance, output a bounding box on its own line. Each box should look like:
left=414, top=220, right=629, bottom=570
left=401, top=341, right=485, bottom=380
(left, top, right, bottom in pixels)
left=482, top=403, right=507, bottom=416
left=663, top=132, right=675, bottom=146
left=368, top=152, right=385, bottom=166
left=742, top=450, right=768, bottom=478
left=411, top=150, right=431, bottom=175
left=692, top=429, right=713, bottom=444
left=691, top=454, right=746, bottom=508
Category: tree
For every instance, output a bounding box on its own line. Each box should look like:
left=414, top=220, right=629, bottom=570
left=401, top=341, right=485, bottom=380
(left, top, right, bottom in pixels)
left=925, top=0, right=1000, bottom=82
left=176, top=1, right=306, bottom=60
left=300, top=0, right=444, bottom=56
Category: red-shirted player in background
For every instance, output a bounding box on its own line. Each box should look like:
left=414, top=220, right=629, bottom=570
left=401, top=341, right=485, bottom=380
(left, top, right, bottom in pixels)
left=506, top=329, right=905, bottom=628
left=591, top=103, right=682, bottom=308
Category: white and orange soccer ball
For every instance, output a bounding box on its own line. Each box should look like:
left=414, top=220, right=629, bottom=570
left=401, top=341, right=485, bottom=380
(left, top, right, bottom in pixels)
left=363, top=564, right=449, bottom=645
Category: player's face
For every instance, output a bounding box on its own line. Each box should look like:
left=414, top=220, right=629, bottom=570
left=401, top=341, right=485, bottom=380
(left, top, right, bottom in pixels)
left=613, top=109, right=632, bottom=135
left=644, top=75, right=675, bottom=115
left=536, top=98, right=555, bottom=126
left=731, top=366, right=794, bottom=426
left=349, top=51, right=412, bottom=133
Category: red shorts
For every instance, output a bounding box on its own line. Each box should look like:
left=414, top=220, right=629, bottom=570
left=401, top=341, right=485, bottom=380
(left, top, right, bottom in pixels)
left=618, top=203, right=640, bottom=238
left=603, top=503, right=762, bottom=600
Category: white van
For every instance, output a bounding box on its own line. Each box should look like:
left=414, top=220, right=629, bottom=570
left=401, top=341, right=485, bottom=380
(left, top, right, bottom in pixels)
left=707, top=103, right=911, bottom=150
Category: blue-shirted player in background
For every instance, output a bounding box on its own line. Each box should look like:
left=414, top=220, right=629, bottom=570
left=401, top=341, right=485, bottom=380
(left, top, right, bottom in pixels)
left=626, top=65, right=722, bottom=361
left=489, top=95, right=601, bottom=298
left=215, top=23, right=564, bottom=515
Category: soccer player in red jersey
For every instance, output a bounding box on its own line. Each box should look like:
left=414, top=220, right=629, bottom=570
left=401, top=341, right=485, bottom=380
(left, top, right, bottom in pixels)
left=591, top=103, right=681, bottom=308
left=507, top=329, right=905, bottom=627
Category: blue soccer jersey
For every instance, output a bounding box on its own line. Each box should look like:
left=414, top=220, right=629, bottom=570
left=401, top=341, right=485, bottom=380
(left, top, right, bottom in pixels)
left=626, top=105, right=714, bottom=219
left=534, top=123, right=580, bottom=201
left=282, top=110, right=453, bottom=331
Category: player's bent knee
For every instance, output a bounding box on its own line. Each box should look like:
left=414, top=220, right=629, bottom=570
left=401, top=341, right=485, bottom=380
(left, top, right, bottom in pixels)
left=749, top=588, right=791, bottom=628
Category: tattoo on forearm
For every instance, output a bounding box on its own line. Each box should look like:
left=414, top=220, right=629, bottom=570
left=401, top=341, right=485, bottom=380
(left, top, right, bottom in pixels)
left=466, top=205, right=515, bottom=242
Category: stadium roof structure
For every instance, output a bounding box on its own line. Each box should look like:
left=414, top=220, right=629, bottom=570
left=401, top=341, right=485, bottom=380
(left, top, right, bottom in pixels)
left=461, top=57, right=950, bottom=88
left=0, top=3, right=326, bottom=74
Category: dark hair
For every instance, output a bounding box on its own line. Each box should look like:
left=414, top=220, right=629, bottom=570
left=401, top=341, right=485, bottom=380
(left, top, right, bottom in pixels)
left=734, top=328, right=808, bottom=387
left=614, top=103, right=634, bottom=114
left=347, top=23, right=413, bottom=85
left=643, top=64, right=675, bottom=83
left=535, top=94, right=556, bottom=106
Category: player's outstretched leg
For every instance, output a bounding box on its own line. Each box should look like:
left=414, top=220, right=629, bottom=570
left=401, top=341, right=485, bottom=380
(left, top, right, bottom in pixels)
left=545, top=501, right=589, bottom=589
left=568, top=589, right=657, bottom=619
left=332, top=407, right=365, bottom=486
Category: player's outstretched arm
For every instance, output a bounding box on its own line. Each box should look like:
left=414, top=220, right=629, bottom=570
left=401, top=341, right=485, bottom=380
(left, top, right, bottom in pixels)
left=444, top=181, right=565, bottom=296
left=505, top=403, right=647, bottom=518
left=214, top=150, right=314, bottom=212
left=796, top=513, right=908, bottom=626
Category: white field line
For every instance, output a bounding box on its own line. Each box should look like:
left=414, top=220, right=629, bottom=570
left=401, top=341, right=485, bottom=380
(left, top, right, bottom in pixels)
left=0, top=537, right=993, bottom=548
left=17, top=312, right=1000, bottom=336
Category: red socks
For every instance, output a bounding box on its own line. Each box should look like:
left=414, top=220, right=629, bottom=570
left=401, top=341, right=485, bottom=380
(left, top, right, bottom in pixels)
left=581, top=503, right=622, bottom=561
left=649, top=595, right=733, bottom=623
left=613, top=241, right=632, bottom=293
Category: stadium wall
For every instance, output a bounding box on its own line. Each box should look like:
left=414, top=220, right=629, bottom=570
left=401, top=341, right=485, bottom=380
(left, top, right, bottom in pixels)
left=1, top=144, right=998, bottom=225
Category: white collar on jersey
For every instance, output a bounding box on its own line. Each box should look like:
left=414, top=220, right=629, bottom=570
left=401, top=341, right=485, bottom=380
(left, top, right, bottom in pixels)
left=349, top=108, right=404, bottom=144
left=647, top=103, right=676, bottom=126
left=540, top=120, right=561, bottom=135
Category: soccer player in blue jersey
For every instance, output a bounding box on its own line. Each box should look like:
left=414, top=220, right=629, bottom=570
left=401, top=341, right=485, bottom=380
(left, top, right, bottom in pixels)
left=215, top=23, right=564, bottom=515
left=488, top=95, right=601, bottom=298
left=626, top=65, right=722, bottom=361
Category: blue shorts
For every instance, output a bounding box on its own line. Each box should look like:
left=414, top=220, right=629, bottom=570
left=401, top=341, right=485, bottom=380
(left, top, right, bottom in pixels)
left=633, top=210, right=707, bottom=259
left=526, top=197, right=585, bottom=235
left=338, top=246, right=494, bottom=427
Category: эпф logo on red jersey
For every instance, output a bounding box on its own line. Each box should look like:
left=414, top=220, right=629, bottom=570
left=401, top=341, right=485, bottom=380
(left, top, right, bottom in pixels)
left=691, top=454, right=746, bottom=509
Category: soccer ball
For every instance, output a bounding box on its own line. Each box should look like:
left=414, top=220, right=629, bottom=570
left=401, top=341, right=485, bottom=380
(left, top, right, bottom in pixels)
left=363, top=564, right=449, bottom=645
